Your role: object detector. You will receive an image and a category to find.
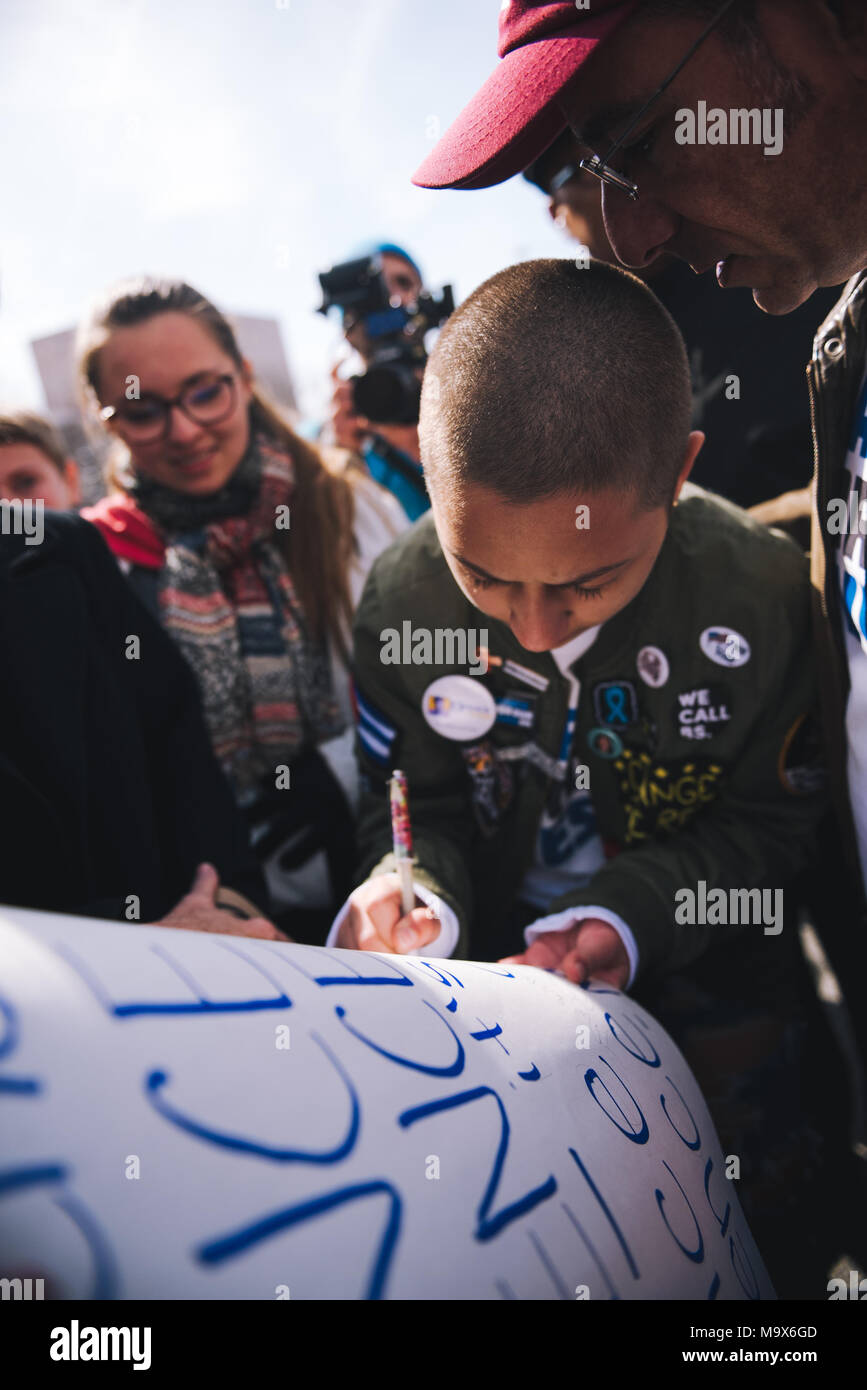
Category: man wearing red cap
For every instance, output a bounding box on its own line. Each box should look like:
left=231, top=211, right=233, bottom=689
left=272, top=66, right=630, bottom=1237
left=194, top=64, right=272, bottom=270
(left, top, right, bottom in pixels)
left=414, top=0, right=867, bottom=1076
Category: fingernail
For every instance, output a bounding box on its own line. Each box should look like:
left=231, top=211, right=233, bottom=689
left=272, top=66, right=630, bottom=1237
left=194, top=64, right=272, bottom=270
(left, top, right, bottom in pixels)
left=394, top=925, right=417, bottom=952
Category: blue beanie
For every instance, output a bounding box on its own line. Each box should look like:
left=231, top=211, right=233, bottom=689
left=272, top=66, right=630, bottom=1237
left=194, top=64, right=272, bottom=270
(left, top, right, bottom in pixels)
left=349, top=240, right=423, bottom=282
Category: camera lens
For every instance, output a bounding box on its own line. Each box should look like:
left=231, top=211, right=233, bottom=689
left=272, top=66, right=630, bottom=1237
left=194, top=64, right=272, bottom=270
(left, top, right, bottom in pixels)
left=352, top=367, right=421, bottom=425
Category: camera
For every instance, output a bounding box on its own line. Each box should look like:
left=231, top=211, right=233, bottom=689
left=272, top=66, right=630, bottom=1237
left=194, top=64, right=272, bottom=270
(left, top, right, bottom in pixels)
left=318, top=255, right=454, bottom=425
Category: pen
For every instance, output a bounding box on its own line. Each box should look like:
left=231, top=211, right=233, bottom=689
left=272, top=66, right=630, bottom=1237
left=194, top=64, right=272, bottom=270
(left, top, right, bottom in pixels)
left=477, top=648, right=549, bottom=692
left=389, top=769, right=415, bottom=916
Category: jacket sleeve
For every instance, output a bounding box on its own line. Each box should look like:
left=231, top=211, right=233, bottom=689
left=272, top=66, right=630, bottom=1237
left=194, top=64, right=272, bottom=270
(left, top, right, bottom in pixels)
left=352, top=563, right=476, bottom=954
left=547, top=570, right=826, bottom=980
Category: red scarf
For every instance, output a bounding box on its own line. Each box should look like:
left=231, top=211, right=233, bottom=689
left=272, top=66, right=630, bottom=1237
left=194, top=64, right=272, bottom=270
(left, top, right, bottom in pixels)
left=83, top=496, right=165, bottom=570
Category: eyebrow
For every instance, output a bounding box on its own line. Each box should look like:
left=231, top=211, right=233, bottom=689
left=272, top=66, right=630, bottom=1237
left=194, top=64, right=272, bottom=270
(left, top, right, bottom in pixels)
left=120, top=368, right=222, bottom=402
left=452, top=552, right=631, bottom=588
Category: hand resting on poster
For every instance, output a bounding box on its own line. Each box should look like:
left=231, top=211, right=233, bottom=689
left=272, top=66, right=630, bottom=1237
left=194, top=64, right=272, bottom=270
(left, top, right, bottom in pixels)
left=156, top=863, right=290, bottom=942
left=502, top=920, right=630, bottom=989
left=336, top=877, right=628, bottom=988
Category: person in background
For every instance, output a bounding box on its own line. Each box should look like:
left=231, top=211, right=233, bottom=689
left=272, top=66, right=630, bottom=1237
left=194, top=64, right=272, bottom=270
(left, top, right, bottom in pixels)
left=79, top=276, right=406, bottom=942
left=523, top=129, right=840, bottom=533
left=324, top=242, right=429, bottom=521
left=0, top=509, right=281, bottom=940
left=0, top=411, right=81, bottom=509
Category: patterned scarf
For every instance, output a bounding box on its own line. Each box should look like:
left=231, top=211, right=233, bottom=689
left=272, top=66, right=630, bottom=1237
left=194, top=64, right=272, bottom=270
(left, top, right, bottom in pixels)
left=125, top=433, right=343, bottom=795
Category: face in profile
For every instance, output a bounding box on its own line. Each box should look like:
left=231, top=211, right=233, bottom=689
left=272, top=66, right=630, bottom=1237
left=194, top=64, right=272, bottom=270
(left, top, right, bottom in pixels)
left=0, top=443, right=80, bottom=509
left=550, top=171, right=614, bottom=261
left=569, top=7, right=866, bottom=313
left=95, top=311, right=253, bottom=496
left=531, top=137, right=616, bottom=262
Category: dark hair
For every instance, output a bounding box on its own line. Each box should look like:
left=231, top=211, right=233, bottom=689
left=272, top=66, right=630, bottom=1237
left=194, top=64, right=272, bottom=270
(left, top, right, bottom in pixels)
left=0, top=410, right=68, bottom=474
left=77, top=276, right=356, bottom=654
left=420, top=258, right=692, bottom=509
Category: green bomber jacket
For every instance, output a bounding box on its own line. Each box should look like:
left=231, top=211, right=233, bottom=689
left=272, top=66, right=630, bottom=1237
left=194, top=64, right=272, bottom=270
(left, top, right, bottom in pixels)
left=351, top=485, right=825, bottom=981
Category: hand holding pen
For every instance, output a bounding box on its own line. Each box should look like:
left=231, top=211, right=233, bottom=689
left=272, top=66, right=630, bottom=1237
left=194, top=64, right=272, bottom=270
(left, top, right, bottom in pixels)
left=337, top=768, right=443, bottom=955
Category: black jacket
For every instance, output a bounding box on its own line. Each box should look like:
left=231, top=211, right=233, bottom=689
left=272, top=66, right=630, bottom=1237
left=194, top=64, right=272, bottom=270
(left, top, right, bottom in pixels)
left=805, top=274, right=867, bottom=1069
left=651, top=260, right=841, bottom=509
left=0, top=513, right=264, bottom=922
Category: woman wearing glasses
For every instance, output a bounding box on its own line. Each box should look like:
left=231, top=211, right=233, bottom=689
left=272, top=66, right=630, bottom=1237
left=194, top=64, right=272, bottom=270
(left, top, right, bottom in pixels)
left=80, top=276, right=407, bottom=941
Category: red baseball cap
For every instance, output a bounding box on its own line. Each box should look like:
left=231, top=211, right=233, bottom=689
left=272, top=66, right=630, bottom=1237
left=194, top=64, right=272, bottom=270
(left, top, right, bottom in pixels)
left=412, top=0, right=640, bottom=190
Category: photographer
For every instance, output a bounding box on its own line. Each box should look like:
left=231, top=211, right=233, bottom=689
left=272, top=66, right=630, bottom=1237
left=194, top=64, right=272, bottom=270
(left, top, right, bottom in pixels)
left=321, top=242, right=452, bottom=521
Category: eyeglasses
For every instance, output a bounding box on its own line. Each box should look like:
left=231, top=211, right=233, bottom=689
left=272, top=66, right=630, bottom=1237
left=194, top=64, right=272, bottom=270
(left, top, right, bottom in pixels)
left=99, top=371, right=238, bottom=443
left=576, top=0, right=738, bottom=201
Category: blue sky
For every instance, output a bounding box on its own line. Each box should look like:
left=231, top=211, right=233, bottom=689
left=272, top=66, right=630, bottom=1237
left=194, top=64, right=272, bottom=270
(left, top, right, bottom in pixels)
left=0, top=0, right=568, bottom=420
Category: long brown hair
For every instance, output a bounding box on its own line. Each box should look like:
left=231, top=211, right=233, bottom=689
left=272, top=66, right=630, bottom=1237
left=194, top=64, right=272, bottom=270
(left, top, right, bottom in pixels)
left=77, top=276, right=356, bottom=656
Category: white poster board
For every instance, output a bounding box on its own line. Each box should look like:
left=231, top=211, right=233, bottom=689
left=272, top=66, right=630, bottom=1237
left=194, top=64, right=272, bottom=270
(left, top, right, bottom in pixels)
left=0, top=907, right=774, bottom=1301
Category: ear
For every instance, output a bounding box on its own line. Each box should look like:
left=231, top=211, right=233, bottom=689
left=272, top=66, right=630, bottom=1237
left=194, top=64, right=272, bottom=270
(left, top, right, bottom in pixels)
left=673, top=431, right=704, bottom=501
